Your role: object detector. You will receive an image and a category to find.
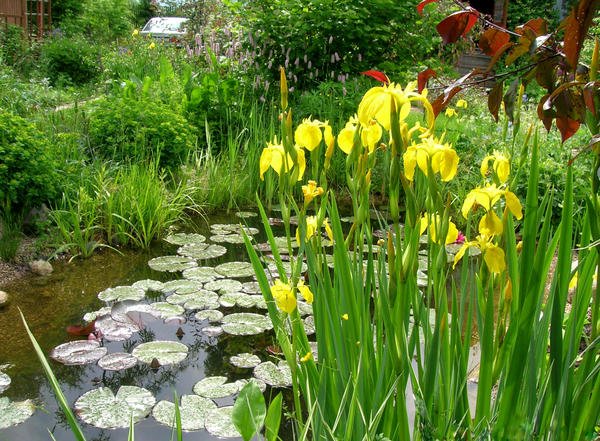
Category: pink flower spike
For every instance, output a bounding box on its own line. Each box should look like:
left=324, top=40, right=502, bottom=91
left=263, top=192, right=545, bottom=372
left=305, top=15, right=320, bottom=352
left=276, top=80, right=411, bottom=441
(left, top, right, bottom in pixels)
left=455, top=231, right=466, bottom=244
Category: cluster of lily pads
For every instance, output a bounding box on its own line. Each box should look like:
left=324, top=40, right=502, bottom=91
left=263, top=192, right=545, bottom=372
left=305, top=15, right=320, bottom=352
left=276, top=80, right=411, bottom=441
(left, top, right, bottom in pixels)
left=39, top=218, right=304, bottom=437
left=0, top=364, right=36, bottom=430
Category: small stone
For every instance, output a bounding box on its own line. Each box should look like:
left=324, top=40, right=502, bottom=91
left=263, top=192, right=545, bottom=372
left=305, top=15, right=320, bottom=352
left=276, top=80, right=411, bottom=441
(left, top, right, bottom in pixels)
left=29, top=260, right=53, bottom=276
left=0, top=291, right=8, bottom=308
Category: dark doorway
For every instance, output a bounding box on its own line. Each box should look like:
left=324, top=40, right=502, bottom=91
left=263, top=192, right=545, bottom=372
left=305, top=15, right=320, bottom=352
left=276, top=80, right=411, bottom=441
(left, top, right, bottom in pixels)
left=468, top=0, right=495, bottom=15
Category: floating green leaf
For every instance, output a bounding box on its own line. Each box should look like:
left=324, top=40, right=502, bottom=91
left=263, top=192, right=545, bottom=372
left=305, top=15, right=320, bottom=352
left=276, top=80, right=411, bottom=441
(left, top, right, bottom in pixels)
left=165, top=233, right=206, bottom=246
left=167, top=290, right=219, bottom=310
left=95, top=314, right=141, bottom=342
left=205, top=278, right=243, bottom=294
left=221, top=313, right=273, bottom=336
left=235, top=211, right=258, bottom=219
left=253, top=361, right=292, bottom=387
left=0, top=372, right=11, bottom=394
left=230, top=353, right=262, bottom=369
left=50, top=340, right=108, bottom=366
left=193, top=376, right=246, bottom=399
left=215, top=261, right=255, bottom=278
left=210, top=234, right=247, bottom=244
left=97, top=352, right=138, bottom=371
left=148, top=256, right=197, bottom=272
left=148, top=302, right=185, bottom=319
left=178, top=243, right=227, bottom=259
left=131, top=279, right=165, bottom=292
left=83, top=306, right=111, bottom=323
left=74, top=386, right=155, bottom=429
left=161, top=279, right=203, bottom=294
left=98, top=286, right=145, bottom=303
left=0, top=397, right=35, bottom=429
left=211, top=224, right=259, bottom=235
left=152, top=394, right=217, bottom=431
left=132, top=341, right=188, bottom=365
left=205, top=406, right=242, bottom=438
left=183, top=266, right=223, bottom=282
left=194, top=309, right=224, bottom=322
left=242, top=281, right=261, bottom=294
left=201, top=326, right=224, bottom=337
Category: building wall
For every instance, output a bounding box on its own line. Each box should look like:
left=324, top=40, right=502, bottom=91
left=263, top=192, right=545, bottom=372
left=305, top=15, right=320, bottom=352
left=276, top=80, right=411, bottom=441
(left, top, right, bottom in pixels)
left=0, top=0, right=27, bottom=28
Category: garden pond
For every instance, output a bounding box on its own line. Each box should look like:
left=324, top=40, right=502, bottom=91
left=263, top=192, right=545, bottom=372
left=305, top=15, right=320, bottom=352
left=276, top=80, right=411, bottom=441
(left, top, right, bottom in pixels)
left=0, top=210, right=481, bottom=440
left=0, top=211, right=302, bottom=441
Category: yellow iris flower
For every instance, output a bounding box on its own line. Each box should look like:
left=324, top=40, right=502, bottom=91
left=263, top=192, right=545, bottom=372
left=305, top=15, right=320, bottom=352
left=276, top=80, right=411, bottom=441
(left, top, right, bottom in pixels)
left=445, top=107, right=457, bottom=117
left=259, top=137, right=306, bottom=181
left=302, top=180, right=324, bottom=206
left=296, top=279, right=314, bottom=304
left=481, top=150, right=511, bottom=183
left=294, top=118, right=332, bottom=151
left=456, top=99, right=468, bottom=109
left=453, top=234, right=506, bottom=274
left=296, top=216, right=334, bottom=243
left=461, top=184, right=523, bottom=233
left=337, top=115, right=382, bottom=155
left=419, top=212, right=459, bottom=245
left=357, top=82, right=433, bottom=131
left=403, top=135, right=459, bottom=182
left=270, top=279, right=296, bottom=314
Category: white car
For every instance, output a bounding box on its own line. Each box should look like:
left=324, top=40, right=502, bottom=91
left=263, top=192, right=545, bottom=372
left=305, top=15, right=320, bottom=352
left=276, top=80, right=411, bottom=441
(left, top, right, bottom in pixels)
left=140, top=17, right=189, bottom=43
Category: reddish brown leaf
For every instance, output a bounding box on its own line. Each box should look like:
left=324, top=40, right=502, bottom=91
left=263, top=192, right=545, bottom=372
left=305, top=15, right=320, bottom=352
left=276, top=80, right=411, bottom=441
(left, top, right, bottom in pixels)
left=535, top=58, right=558, bottom=91
left=66, top=321, right=96, bottom=336
left=478, top=28, right=511, bottom=56
left=484, top=42, right=514, bottom=72
left=583, top=81, right=600, bottom=116
left=361, top=70, right=390, bottom=84
left=430, top=72, right=473, bottom=116
left=506, top=40, right=530, bottom=66
left=537, top=95, right=554, bottom=131
left=418, top=68, right=437, bottom=93
left=516, top=18, right=547, bottom=37
left=556, top=117, right=581, bottom=143
left=488, top=80, right=504, bottom=122
left=563, top=0, right=600, bottom=70
left=436, top=8, right=480, bottom=44
left=416, top=0, right=438, bottom=15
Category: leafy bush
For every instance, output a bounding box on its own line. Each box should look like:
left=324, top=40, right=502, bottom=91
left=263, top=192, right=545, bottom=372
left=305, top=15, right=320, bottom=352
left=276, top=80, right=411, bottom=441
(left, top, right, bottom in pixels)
left=238, top=0, right=443, bottom=90
left=88, top=96, right=196, bottom=168
left=0, top=24, right=28, bottom=67
left=0, top=111, right=59, bottom=212
left=59, top=0, right=133, bottom=42
left=40, top=37, right=100, bottom=86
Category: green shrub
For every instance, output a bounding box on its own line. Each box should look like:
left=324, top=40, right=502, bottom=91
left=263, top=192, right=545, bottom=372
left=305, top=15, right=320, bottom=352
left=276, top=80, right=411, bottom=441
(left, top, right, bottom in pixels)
left=0, top=111, right=59, bottom=212
left=40, top=37, right=100, bottom=86
left=59, top=0, right=133, bottom=42
left=0, top=24, right=28, bottom=67
left=88, top=97, right=196, bottom=169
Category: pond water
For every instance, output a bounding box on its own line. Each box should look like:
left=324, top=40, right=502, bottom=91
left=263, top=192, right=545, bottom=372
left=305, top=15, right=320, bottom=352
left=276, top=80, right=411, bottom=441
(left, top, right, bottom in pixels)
left=0, top=212, right=294, bottom=441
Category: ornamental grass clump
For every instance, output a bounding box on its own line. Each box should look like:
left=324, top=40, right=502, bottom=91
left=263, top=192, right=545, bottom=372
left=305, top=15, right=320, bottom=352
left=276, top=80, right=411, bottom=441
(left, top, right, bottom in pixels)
left=242, top=65, right=600, bottom=440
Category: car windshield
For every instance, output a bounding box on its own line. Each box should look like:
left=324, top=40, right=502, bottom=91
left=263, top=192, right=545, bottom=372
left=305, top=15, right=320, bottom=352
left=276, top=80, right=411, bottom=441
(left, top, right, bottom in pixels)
left=142, top=17, right=188, bottom=33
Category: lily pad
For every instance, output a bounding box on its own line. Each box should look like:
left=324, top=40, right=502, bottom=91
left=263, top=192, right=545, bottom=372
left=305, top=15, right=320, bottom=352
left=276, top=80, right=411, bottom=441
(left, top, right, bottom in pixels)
left=254, top=236, right=298, bottom=253
left=204, top=278, right=243, bottom=294
left=165, top=232, right=206, bottom=246
left=235, top=211, right=257, bottom=219
left=178, top=243, right=227, bottom=259
left=241, top=281, right=261, bottom=294
left=132, top=341, right=188, bottom=365
left=194, top=309, right=224, bottom=323
left=95, top=314, right=141, bottom=341
left=210, top=234, right=247, bottom=244
left=304, top=315, right=315, bottom=335
left=97, top=352, right=138, bottom=371
left=98, top=286, right=145, bottom=303
left=297, top=301, right=313, bottom=317
left=202, top=326, right=224, bottom=337
left=148, top=256, right=197, bottom=272
left=148, top=302, right=185, bottom=319
left=132, top=279, right=165, bottom=292
left=219, top=292, right=258, bottom=309
left=183, top=266, right=223, bottom=282
left=253, top=361, right=292, bottom=387
left=215, top=261, right=255, bottom=278
left=167, top=290, right=219, bottom=310
left=193, top=376, right=246, bottom=399
left=152, top=394, right=217, bottom=431
left=162, top=279, right=203, bottom=294
left=83, top=306, right=112, bottom=323
left=0, top=372, right=11, bottom=394
left=229, top=353, right=261, bottom=369
left=0, top=397, right=35, bottom=429
left=74, top=385, right=155, bottom=429
left=50, top=340, right=108, bottom=366
left=210, top=224, right=259, bottom=235
left=221, top=313, right=273, bottom=336
left=205, top=406, right=241, bottom=438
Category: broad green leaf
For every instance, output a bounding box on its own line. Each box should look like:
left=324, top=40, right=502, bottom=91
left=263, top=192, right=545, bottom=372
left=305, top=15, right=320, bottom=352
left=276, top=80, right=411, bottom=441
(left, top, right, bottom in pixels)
left=232, top=381, right=266, bottom=441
